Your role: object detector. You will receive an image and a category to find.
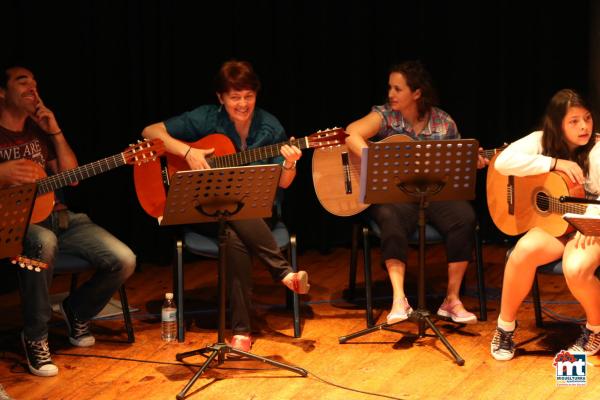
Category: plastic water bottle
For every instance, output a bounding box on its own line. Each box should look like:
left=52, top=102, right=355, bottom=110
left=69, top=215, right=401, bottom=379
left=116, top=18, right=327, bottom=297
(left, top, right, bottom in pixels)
left=161, top=293, right=177, bottom=342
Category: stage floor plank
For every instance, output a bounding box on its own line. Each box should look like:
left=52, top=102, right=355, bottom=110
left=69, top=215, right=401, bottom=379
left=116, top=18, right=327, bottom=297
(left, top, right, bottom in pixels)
left=2, top=243, right=599, bottom=399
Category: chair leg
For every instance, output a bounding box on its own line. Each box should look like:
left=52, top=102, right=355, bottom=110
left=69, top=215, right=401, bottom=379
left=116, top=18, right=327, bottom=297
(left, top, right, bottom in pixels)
left=532, top=273, right=544, bottom=327
left=348, top=222, right=360, bottom=301
left=474, top=226, right=487, bottom=321
left=174, top=239, right=185, bottom=342
left=363, top=226, right=374, bottom=328
left=289, top=234, right=301, bottom=338
left=70, top=273, right=79, bottom=294
left=118, top=285, right=135, bottom=343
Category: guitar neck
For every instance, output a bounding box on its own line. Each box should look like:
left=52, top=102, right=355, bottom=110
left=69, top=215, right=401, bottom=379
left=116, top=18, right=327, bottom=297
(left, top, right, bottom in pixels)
left=481, top=147, right=503, bottom=159
left=208, top=137, right=310, bottom=168
left=37, top=153, right=126, bottom=195
left=547, top=197, right=588, bottom=215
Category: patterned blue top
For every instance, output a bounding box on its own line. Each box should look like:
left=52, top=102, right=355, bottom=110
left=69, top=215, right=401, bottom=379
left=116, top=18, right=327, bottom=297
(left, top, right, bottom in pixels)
left=371, top=103, right=459, bottom=141
left=164, top=104, right=286, bottom=165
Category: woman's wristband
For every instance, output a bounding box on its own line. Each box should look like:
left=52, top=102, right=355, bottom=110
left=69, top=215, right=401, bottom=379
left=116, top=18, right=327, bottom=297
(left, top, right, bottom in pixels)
left=550, top=157, right=558, bottom=171
left=184, top=146, right=192, bottom=159
left=48, top=130, right=62, bottom=136
left=282, top=160, right=297, bottom=170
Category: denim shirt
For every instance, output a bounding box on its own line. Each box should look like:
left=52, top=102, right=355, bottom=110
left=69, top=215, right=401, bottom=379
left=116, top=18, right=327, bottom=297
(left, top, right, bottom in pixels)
left=164, top=105, right=286, bottom=165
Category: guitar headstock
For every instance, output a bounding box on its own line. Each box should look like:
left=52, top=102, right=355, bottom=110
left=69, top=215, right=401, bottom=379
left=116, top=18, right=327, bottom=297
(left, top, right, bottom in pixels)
left=124, top=138, right=166, bottom=166
left=11, top=255, right=48, bottom=272
left=307, top=127, right=348, bottom=149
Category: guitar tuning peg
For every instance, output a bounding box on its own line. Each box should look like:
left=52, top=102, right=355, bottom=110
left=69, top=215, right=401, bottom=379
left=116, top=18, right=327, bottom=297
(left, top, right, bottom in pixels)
left=34, top=267, right=41, bottom=272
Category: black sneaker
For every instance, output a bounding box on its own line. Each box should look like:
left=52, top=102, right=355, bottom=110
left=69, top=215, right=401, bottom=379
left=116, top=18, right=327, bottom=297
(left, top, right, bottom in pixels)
left=568, top=326, right=600, bottom=356
left=59, top=299, right=95, bottom=347
left=490, top=324, right=517, bottom=361
left=21, top=332, right=58, bottom=377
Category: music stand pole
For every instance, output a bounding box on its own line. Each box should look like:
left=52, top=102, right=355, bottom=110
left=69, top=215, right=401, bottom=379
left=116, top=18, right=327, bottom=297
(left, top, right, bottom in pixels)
left=339, top=139, right=479, bottom=366
left=159, top=165, right=307, bottom=399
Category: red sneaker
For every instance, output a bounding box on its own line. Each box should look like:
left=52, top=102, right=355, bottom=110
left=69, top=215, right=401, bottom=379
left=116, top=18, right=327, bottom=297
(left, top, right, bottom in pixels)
left=230, top=334, right=252, bottom=352
left=282, top=271, right=310, bottom=294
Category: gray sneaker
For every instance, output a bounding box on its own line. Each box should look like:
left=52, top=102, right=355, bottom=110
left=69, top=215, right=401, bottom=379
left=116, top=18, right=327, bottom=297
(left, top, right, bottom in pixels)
left=21, top=332, right=58, bottom=377
left=568, top=326, right=600, bottom=356
left=490, top=324, right=517, bottom=361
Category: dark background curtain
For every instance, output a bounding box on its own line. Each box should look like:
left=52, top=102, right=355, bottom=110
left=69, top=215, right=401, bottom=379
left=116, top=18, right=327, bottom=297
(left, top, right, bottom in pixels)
left=3, top=0, right=597, bottom=264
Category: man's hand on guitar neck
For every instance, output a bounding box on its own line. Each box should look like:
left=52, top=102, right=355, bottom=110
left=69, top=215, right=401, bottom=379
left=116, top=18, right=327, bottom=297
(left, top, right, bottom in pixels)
left=0, top=159, right=42, bottom=186
left=555, top=159, right=586, bottom=185
left=477, top=148, right=489, bottom=169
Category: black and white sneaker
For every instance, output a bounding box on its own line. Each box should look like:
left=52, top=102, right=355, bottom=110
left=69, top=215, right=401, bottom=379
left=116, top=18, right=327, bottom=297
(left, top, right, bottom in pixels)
left=568, top=326, right=600, bottom=356
left=490, top=324, right=517, bottom=361
left=59, top=299, right=95, bottom=347
left=21, top=332, right=58, bottom=377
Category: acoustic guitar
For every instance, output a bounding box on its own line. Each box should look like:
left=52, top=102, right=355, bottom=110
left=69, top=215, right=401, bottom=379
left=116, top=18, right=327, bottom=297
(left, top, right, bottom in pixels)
left=486, top=154, right=587, bottom=237
left=312, top=134, right=504, bottom=217
left=25, top=138, right=165, bottom=223
left=133, top=128, right=347, bottom=218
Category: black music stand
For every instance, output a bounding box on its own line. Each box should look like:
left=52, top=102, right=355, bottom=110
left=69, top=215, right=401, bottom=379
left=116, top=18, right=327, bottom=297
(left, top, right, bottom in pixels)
left=0, top=183, right=36, bottom=260
left=159, top=165, right=307, bottom=400
left=338, top=139, right=479, bottom=366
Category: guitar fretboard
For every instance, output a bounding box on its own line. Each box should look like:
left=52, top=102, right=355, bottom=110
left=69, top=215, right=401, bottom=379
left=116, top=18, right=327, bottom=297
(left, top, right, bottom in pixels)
left=207, top=137, right=309, bottom=168
left=37, top=154, right=126, bottom=194
left=537, top=194, right=588, bottom=215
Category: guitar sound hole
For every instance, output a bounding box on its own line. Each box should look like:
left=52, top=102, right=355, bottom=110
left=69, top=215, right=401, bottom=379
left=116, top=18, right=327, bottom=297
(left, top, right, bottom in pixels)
left=536, top=192, right=550, bottom=212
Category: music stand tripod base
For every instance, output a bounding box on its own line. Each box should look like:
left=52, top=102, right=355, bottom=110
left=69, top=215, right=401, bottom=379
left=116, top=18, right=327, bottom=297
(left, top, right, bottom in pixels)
left=340, top=139, right=479, bottom=366
left=160, top=165, right=307, bottom=399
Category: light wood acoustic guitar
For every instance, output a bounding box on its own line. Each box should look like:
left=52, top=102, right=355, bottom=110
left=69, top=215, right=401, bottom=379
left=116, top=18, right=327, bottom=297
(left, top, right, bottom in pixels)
left=23, top=138, right=165, bottom=224
left=133, top=128, right=347, bottom=218
left=486, top=154, right=587, bottom=237
left=312, top=134, right=504, bottom=217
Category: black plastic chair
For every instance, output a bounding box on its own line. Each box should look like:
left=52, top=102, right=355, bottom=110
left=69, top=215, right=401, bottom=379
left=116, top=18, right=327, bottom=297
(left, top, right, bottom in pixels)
left=172, top=197, right=301, bottom=342
left=348, top=217, right=487, bottom=327
left=54, top=253, right=135, bottom=343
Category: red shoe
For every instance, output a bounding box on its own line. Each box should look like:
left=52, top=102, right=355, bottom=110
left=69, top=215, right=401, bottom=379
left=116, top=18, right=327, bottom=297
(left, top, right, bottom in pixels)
left=282, top=271, right=310, bottom=294
left=230, top=334, right=252, bottom=352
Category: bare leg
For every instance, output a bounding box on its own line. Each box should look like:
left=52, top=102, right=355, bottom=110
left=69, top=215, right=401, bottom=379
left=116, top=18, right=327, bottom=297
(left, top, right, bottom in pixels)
left=386, top=258, right=407, bottom=301
left=563, top=237, right=600, bottom=324
left=499, top=227, right=565, bottom=322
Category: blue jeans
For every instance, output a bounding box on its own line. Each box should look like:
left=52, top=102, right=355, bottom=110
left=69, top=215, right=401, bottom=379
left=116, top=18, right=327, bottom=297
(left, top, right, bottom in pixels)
left=18, top=211, right=136, bottom=341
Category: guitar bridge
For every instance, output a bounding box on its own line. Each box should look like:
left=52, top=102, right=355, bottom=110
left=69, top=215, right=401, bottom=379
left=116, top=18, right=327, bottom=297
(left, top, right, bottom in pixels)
left=507, top=175, right=514, bottom=215
left=341, top=152, right=352, bottom=194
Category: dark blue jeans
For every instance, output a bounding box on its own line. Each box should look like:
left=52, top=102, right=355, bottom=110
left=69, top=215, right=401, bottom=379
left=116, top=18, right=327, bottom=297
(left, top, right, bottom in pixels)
left=18, top=211, right=136, bottom=341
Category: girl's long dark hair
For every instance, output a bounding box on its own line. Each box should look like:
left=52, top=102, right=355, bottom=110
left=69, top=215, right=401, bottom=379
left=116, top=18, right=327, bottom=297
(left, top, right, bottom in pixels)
left=541, top=89, right=594, bottom=175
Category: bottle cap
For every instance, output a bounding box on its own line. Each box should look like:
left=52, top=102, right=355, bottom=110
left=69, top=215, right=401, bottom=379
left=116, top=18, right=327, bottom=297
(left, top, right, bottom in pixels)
left=165, top=292, right=174, bottom=300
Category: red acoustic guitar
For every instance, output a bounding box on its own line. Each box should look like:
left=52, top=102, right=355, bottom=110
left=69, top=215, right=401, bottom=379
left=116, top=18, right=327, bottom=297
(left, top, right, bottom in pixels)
left=25, top=138, right=164, bottom=223
left=486, top=154, right=587, bottom=237
left=133, top=128, right=347, bottom=218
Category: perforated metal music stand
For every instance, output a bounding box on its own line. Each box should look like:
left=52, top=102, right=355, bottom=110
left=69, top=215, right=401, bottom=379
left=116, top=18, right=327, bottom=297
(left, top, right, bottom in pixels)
left=0, top=183, right=36, bottom=259
left=338, top=139, right=479, bottom=366
left=160, top=165, right=307, bottom=399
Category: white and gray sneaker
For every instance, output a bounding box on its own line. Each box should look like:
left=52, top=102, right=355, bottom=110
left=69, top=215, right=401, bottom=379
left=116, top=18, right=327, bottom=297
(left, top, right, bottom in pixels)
left=567, top=326, right=600, bottom=356
left=490, top=324, right=517, bottom=361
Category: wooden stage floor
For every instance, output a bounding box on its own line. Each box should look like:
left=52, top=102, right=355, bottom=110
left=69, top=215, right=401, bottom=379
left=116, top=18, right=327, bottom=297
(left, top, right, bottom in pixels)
left=1, top=243, right=599, bottom=399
